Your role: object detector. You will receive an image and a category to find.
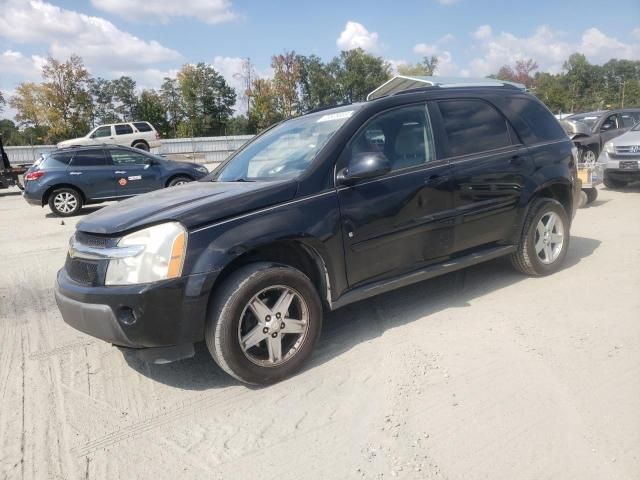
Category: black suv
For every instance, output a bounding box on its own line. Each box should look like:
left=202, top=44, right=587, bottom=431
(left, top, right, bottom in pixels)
left=55, top=85, right=580, bottom=384
left=23, top=145, right=209, bottom=216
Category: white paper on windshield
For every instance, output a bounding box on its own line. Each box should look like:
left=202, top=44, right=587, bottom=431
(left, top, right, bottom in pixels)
left=317, top=111, right=354, bottom=123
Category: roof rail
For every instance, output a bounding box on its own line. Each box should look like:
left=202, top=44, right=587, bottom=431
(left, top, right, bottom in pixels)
left=367, top=75, right=526, bottom=101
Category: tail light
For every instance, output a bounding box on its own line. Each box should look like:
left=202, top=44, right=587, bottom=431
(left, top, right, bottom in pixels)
left=155, top=132, right=161, bottom=140
left=25, top=170, right=46, bottom=181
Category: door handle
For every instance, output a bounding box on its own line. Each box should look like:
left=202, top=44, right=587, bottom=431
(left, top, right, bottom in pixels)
left=510, top=155, right=524, bottom=166
left=424, top=174, right=441, bottom=184
left=69, top=171, right=82, bottom=175
left=115, top=170, right=127, bottom=174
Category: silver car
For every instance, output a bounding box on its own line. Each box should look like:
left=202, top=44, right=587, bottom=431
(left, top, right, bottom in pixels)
left=598, top=123, right=640, bottom=188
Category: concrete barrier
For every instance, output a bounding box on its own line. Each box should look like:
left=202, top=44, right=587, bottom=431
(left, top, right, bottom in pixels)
left=5, top=134, right=255, bottom=166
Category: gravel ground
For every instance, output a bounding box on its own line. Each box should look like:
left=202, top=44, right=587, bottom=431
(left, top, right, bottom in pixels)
left=0, top=183, right=639, bottom=480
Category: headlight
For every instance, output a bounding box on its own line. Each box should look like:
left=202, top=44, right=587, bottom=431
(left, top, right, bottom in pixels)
left=196, top=166, right=208, bottom=174
left=604, top=142, right=615, bottom=154
left=105, top=222, right=187, bottom=285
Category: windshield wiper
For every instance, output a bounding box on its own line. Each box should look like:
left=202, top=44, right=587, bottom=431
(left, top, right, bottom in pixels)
left=232, top=177, right=256, bottom=182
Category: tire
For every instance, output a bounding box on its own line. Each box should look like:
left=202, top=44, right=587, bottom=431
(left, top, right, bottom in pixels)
left=585, top=188, right=598, bottom=204
left=603, top=174, right=627, bottom=189
left=205, top=262, right=323, bottom=385
left=581, top=147, right=598, bottom=164
left=511, top=198, right=570, bottom=276
left=48, top=187, right=83, bottom=217
left=577, top=190, right=588, bottom=209
left=132, top=141, right=149, bottom=152
left=167, top=176, right=193, bottom=187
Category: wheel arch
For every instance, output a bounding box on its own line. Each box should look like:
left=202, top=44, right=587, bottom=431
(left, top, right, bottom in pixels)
left=207, top=239, right=332, bottom=311
left=131, top=139, right=150, bottom=149
left=42, top=183, right=87, bottom=206
left=165, top=173, right=194, bottom=187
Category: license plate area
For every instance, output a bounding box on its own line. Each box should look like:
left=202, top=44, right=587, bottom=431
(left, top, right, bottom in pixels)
left=619, top=160, right=638, bottom=170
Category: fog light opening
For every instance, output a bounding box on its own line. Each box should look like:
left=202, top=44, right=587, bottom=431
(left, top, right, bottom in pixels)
left=117, top=306, right=137, bottom=326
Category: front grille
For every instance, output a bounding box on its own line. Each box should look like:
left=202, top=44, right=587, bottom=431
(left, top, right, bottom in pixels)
left=64, top=231, right=118, bottom=286
left=65, top=256, right=104, bottom=286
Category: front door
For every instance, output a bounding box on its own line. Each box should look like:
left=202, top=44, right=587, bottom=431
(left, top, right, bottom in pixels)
left=337, top=104, right=455, bottom=287
left=108, top=149, right=163, bottom=196
left=89, top=125, right=114, bottom=145
left=67, top=148, right=115, bottom=199
left=435, top=98, right=532, bottom=252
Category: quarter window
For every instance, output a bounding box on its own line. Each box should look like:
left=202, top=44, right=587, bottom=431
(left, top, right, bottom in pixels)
left=349, top=105, right=435, bottom=172
left=438, top=100, right=511, bottom=157
left=133, top=122, right=152, bottom=132
left=505, top=96, right=567, bottom=143
left=70, top=149, right=107, bottom=167
left=115, top=124, right=134, bottom=135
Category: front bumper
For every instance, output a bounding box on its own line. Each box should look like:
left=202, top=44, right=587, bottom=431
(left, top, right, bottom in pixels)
left=600, top=153, right=640, bottom=182
left=55, top=268, right=218, bottom=348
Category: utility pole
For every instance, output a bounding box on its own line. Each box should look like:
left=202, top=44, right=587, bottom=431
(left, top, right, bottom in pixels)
left=621, top=79, right=625, bottom=109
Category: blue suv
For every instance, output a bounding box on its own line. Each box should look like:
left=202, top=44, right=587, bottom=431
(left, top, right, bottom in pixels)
left=23, top=145, right=209, bottom=216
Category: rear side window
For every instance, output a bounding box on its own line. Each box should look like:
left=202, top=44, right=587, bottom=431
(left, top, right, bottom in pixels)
left=70, top=149, right=107, bottom=167
left=110, top=150, right=149, bottom=165
left=620, top=113, right=639, bottom=129
left=133, top=122, right=152, bottom=132
left=43, top=151, right=74, bottom=167
left=115, top=124, right=134, bottom=135
left=438, top=100, right=511, bottom=157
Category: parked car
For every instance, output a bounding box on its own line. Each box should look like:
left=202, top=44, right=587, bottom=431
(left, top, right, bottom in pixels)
left=57, top=121, right=162, bottom=151
left=598, top=122, right=640, bottom=188
left=562, top=109, right=640, bottom=162
left=0, top=134, right=28, bottom=191
left=54, top=84, right=580, bottom=385
left=23, top=145, right=208, bottom=216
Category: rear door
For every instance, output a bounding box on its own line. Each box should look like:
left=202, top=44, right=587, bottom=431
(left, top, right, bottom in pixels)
left=113, top=123, right=135, bottom=147
left=108, top=148, right=163, bottom=196
left=67, top=148, right=115, bottom=200
left=437, top=98, right=533, bottom=252
left=337, top=103, right=455, bottom=287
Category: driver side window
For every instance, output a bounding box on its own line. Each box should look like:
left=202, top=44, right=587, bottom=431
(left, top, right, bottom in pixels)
left=93, top=126, right=112, bottom=138
left=601, top=114, right=619, bottom=131
left=350, top=105, right=435, bottom=172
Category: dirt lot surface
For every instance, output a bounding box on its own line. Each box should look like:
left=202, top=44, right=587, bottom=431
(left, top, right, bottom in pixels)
left=1, top=184, right=639, bottom=480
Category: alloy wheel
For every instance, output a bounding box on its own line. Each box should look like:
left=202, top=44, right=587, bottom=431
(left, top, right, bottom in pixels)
left=237, top=285, right=310, bottom=367
left=534, top=212, right=564, bottom=264
left=53, top=192, right=78, bottom=214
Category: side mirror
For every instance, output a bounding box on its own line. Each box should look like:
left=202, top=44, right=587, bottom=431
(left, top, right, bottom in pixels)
left=337, top=152, right=391, bottom=186
left=145, top=158, right=158, bottom=166
left=601, top=123, right=613, bottom=132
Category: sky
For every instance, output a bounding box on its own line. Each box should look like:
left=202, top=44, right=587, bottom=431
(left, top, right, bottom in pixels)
left=1, top=0, right=639, bottom=118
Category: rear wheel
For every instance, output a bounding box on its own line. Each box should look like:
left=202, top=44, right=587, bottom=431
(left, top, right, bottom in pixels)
left=585, top=188, right=598, bottom=204
left=603, top=174, right=627, bottom=189
left=167, top=176, right=192, bottom=187
left=48, top=188, right=82, bottom=217
left=511, top=198, right=570, bottom=276
left=205, top=262, right=322, bottom=385
left=132, top=141, right=149, bottom=152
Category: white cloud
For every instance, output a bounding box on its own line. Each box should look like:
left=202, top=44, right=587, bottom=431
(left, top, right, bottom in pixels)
left=336, top=21, right=380, bottom=52
left=434, top=51, right=457, bottom=76
left=633, top=28, right=640, bottom=40
left=0, top=50, right=45, bottom=80
left=439, top=33, right=455, bottom=44
left=414, top=43, right=438, bottom=56
left=467, top=25, right=640, bottom=77
left=473, top=25, right=492, bottom=40
left=437, top=0, right=461, bottom=4
left=0, top=0, right=181, bottom=71
left=386, top=59, right=409, bottom=74
left=91, top=0, right=236, bottom=24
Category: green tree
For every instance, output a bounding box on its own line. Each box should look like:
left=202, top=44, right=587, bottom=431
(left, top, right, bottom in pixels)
left=0, top=90, right=5, bottom=114
left=160, top=77, right=183, bottom=137
left=397, top=56, right=439, bottom=76
left=88, top=77, right=118, bottom=126
left=248, top=78, right=282, bottom=131
left=112, top=76, right=138, bottom=121
left=10, top=82, right=47, bottom=130
left=330, top=48, right=391, bottom=104
left=271, top=51, right=302, bottom=118
left=176, top=63, right=236, bottom=137
left=298, top=54, right=341, bottom=111
left=135, top=89, right=169, bottom=136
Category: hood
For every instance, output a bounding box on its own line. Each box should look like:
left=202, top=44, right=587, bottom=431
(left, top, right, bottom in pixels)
left=560, top=119, right=592, bottom=138
left=77, top=179, right=298, bottom=235
left=607, top=129, right=640, bottom=147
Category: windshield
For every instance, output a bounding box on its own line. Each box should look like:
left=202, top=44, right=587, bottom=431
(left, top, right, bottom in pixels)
left=567, top=112, right=602, bottom=129
left=217, top=109, right=356, bottom=181
left=632, top=122, right=640, bottom=132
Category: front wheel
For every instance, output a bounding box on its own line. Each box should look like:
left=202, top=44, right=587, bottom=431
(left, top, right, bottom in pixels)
left=167, top=176, right=192, bottom=187
left=48, top=188, right=83, bottom=217
left=205, top=263, right=323, bottom=385
left=511, top=198, right=570, bottom=276
left=603, top=174, right=627, bottom=189
left=585, top=188, right=598, bottom=204
left=581, top=147, right=598, bottom=164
